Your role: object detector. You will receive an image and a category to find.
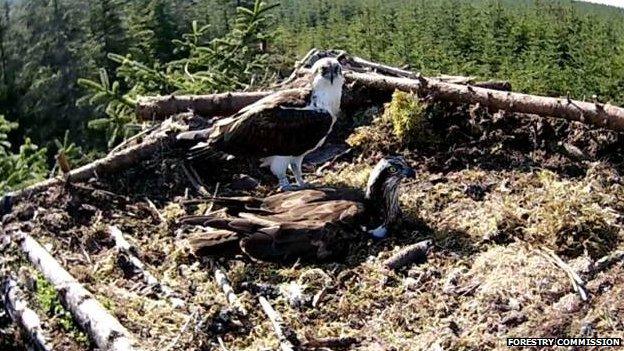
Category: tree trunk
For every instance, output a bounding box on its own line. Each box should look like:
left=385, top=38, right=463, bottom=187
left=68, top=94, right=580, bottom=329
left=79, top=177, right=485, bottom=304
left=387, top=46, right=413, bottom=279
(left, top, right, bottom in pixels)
left=14, top=231, right=142, bottom=351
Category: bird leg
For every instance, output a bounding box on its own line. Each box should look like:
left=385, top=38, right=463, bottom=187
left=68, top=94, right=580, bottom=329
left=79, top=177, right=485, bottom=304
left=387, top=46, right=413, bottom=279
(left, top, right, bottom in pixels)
left=289, top=156, right=309, bottom=188
left=278, top=177, right=294, bottom=191
left=268, top=156, right=294, bottom=191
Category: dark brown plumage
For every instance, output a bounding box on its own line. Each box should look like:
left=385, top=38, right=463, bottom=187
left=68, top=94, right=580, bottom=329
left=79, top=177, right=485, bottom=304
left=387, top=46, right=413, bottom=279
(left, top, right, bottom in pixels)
left=177, top=57, right=345, bottom=190
left=179, top=157, right=415, bottom=262
left=206, top=88, right=333, bottom=158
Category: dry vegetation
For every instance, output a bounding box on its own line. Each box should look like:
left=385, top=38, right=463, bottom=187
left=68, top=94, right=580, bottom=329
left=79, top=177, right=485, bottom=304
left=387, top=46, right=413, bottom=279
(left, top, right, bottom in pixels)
left=2, top=92, right=624, bottom=350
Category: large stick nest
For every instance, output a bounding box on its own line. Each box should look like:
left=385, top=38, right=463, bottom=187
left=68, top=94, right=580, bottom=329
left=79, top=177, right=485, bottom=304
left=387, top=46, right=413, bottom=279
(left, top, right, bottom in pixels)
left=2, top=54, right=624, bottom=350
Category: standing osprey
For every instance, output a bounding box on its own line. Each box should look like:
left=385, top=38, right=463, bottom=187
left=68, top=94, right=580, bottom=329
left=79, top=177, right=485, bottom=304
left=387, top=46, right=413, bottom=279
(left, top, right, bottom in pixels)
left=178, top=58, right=345, bottom=190
left=179, top=157, right=416, bottom=262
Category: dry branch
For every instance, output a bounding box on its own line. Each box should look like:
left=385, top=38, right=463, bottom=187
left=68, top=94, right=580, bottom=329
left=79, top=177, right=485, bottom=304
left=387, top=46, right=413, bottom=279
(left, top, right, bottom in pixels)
left=14, top=231, right=142, bottom=351
left=383, top=239, right=433, bottom=271
left=259, top=296, right=297, bottom=351
left=137, top=91, right=272, bottom=121
left=348, top=55, right=419, bottom=79
left=279, top=48, right=320, bottom=87
left=344, top=71, right=624, bottom=131
left=591, top=250, right=624, bottom=275
left=1, top=277, right=51, bottom=351
left=211, top=261, right=247, bottom=316
left=109, top=226, right=184, bottom=308
left=2, top=131, right=176, bottom=213
left=538, top=249, right=588, bottom=301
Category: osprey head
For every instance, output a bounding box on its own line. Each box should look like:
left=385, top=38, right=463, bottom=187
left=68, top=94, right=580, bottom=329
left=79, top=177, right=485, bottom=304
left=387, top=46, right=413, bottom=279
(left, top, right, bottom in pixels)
left=365, top=156, right=416, bottom=200
left=364, top=156, right=415, bottom=238
left=311, top=57, right=344, bottom=86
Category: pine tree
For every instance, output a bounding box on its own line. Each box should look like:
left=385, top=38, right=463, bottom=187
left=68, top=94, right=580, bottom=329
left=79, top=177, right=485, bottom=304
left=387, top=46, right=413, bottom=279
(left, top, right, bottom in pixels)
left=88, top=0, right=128, bottom=75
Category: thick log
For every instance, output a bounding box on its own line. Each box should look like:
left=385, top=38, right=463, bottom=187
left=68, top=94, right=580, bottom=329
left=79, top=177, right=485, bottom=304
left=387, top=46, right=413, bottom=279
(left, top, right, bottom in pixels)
left=135, top=73, right=509, bottom=122
left=1, top=277, right=52, bottom=351
left=137, top=91, right=272, bottom=121
left=14, top=231, right=142, bottom=351
left=344, top=71, right=624, bottom=131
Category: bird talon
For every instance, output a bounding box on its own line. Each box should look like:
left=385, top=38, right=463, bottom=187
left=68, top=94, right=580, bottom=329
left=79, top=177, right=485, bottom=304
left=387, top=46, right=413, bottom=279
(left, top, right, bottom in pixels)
left=278, top=184, right=295, bottom=192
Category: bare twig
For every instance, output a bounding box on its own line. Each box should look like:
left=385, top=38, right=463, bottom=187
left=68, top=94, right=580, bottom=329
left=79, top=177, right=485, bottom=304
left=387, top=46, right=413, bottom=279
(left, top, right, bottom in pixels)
left=162, top=310, right=197, bottom=351
left=279, top=48, right=319, bottom=87
left=145, top=197, right=166, bottom=224
left=591, top=250, right=624, bottom=274
left=259, top=296, right=297, bottom=351
left=349, top=55, right=418, bottom=78
left=109, top=226, right=184, bottom=307
left=181, top=163, right=210, bottom=197
left=211, top=260, right=247, bottom=316
left=538, top=249, right=588, bottom=301
left=110, top=124, right=160, bottom=154
left=1, top=276, right=52, bottom=351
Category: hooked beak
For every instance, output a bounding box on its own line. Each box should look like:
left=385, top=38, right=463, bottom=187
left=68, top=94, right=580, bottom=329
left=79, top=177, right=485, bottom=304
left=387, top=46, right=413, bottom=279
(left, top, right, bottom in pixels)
left=403, top=167, right=416, bottom=178
left=329, top=71, right=334, bottom=84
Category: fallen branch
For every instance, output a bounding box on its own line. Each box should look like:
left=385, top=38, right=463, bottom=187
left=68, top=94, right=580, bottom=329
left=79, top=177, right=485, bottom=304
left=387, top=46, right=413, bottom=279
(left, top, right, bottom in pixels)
left=14, top=231, right=142, bottom=351
left=259, top=296, right=297, bottom=351
left=2, top=130, right=176, bottom=214
left=181, top=164, right=210, bottom=197
left=348, top=54, right=418, bottom=79
left=1, top=276, right=51, bottom=351
left=279, top=48, right=319, bottom=87
left=344, top=70, right=624, bottom=131
left=137, top=91, right=272, bottom=121
left=162, top=309, right=197, bottom=351
left=109, top=226, right=184, bottom=308
left=383, top=239, right=433, bottom=271
left=211, top=260, right=247, bottom=316
left=144, top=197, right=166, bottom=224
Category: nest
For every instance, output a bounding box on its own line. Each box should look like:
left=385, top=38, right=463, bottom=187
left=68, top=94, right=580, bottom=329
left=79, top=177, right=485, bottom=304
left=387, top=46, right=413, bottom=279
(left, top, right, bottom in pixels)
left=2, top=76, right=624, bottom=350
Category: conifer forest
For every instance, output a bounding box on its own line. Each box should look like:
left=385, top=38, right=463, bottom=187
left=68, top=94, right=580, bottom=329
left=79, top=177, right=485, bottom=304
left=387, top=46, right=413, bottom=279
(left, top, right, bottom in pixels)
left=1, top=0, right=624, bottom=350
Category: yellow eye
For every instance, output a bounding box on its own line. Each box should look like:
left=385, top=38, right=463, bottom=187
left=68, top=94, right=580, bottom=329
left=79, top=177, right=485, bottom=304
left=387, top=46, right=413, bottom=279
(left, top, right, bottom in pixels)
left=389, top=166, right=398, bottom=173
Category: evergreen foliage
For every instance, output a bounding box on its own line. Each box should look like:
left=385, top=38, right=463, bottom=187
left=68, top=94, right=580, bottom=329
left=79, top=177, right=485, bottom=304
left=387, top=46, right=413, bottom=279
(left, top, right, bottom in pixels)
left=0, top=0, right=623, bottom=191
left=0, top=115, right=47, bottom=192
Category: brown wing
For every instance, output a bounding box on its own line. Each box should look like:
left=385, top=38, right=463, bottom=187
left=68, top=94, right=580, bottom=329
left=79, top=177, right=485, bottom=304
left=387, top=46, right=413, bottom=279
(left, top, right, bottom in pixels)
left=179, top=188, right=365, bottom=262
left=208, top=89, right=334, bottom=157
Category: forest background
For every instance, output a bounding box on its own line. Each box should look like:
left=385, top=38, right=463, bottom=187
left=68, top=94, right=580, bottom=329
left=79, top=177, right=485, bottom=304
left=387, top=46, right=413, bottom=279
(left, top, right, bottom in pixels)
left=0, top=0, right=623, bottom=192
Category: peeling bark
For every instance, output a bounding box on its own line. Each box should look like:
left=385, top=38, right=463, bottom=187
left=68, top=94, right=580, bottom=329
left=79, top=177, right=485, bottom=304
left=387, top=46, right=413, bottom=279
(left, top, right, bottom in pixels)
left=14, top=231, right=142, bottom=351
left=137, top=91, right=272, bottom=121
left=1, top=277, right=51, bottom=351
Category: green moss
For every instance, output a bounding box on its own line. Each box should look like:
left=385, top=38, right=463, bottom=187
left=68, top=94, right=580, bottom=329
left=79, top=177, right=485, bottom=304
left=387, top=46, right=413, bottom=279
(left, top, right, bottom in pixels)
left=382, top=90, right=437, bottom=145
left=34, top=275, right=90, bottom=347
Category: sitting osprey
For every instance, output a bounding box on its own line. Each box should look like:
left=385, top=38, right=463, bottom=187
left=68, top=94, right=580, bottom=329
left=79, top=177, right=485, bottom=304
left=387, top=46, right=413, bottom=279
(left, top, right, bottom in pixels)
left=179, top=157, right=415, bottom=262
left=178, top=58, right=345, bottom=190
